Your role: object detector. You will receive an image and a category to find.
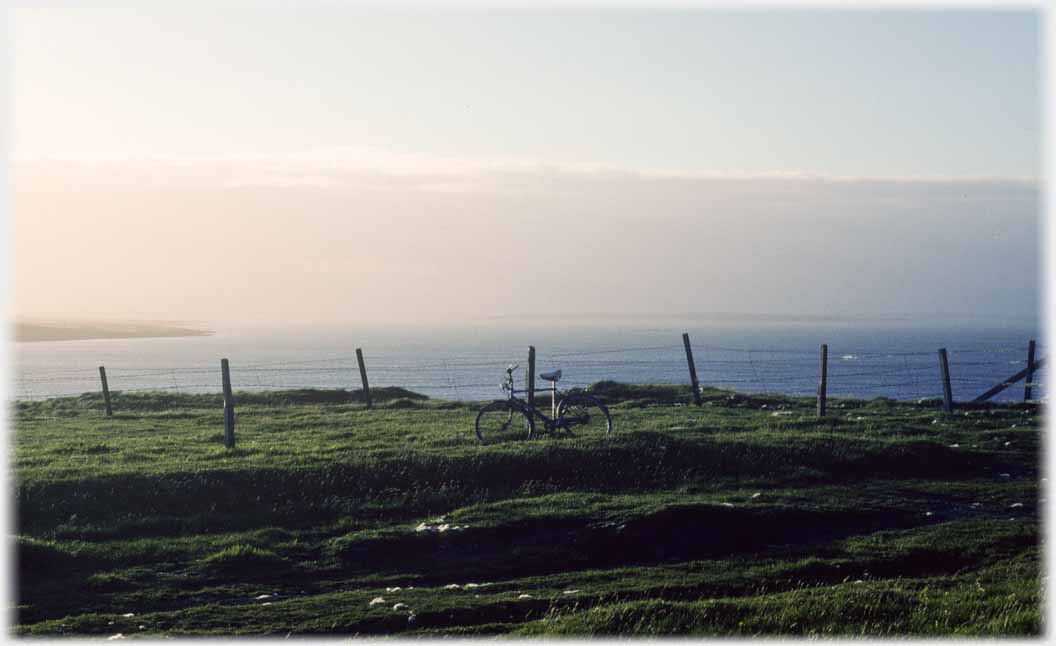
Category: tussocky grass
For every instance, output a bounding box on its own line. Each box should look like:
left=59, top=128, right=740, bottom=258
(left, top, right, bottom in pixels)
left=13, top=383, right=1041, bottom=636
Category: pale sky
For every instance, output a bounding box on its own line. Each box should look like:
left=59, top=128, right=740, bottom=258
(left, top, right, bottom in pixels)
left=9, top=6, right=1043, bottom=326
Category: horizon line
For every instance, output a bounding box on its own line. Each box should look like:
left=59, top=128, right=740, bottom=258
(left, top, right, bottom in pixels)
left=11, top=148, right=1040, bottom=185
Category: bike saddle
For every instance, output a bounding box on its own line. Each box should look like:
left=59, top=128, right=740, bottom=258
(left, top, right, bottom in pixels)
left=539, top=369, right=562, bottom=382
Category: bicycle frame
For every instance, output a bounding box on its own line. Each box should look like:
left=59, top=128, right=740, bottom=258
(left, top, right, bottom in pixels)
left=500, top=366, right=567, bottom=433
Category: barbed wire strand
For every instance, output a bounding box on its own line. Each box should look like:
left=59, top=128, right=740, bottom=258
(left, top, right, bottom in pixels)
left=12, top=344, right=1046, bottom=402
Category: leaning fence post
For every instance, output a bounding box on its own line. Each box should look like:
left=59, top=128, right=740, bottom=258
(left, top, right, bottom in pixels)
left=817, top=344, right=828, bottom=417
left=1024, top=340, right=1036, bottom=402
left=527, top=345, right=536, bottom=408
left=937, top=348, right=954, bottom=413
left=682, top=333, right=702, bottom=405
left=221, top=358, right=235, bottom=448
left=99, top=366, right=113, bottom=417
left=356, top=348, right=372, bottom=408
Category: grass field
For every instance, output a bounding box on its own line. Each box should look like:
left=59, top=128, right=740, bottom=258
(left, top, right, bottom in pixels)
left=12, top=383, right=1042, bottom=636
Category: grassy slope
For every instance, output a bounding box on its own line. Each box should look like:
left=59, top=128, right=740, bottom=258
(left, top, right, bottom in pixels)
left=12, top=384, right=1041, bottom=636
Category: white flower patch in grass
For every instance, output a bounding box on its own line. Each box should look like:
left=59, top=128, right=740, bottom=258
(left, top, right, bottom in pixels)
left=369, top=597, right=386, bottom=606
left=444, top=584, right=461, bottom=590
left=562, top=590, right=580, bottom=595
left=518, top=594, right=533, bottom=599
left=416, top=518, right=467, bottom=534
left=254, top=594, right=272, bottom=600
left=386, top=587, right=402, bottom=593
left=393, top=603, right=409, bottom=611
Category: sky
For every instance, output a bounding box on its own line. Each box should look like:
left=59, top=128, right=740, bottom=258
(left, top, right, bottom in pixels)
left=9, top=6, right=1043, bottom=327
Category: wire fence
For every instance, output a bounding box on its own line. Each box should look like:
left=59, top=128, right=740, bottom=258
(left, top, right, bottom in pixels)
left=12, top=338, right=1046, bottom=405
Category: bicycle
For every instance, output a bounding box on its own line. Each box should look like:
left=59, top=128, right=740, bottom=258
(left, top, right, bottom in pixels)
left=474, top=364, right=612, bottom=445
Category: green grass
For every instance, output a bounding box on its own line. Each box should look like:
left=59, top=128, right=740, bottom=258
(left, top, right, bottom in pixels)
left=12, top=384, right=1041, bottom=636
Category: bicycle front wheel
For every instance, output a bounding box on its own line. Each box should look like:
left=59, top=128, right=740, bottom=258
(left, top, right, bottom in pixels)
left=557, top=393, right=612, bottom=438
left=475, top=400, right=535, bottom=445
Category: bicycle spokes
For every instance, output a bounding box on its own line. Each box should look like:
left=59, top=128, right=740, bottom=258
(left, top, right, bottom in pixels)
left=475, top=401, right=534, bottom=444
left=557, top=394, right=612, bottom=438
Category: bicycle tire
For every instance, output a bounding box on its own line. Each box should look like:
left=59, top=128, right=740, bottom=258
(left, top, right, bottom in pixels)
left=556, top=393, right=612, bottom=437
left=475, top=400, right=535, bottom=445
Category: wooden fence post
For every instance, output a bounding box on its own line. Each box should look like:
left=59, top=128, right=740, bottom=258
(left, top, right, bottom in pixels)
left=973, top=357, right=1046, bottom=402
left=817, top=344, right=828, bottom=417
left=937, top=348, right=954, bottom=413
left=356, top=348, right=372, bottom=408
left=221, top=358, right=235, bottom=448
left=527, top=345, right=536, bottom=408
left=1024, top=340, right=1036, bottom=401
left=682, top=333, right=702, bottom=405
left=99, top=366, right=113, bottom=417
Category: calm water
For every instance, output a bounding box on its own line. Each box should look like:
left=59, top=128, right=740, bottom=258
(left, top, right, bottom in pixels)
left=11, top=322, right=1045, bottom=403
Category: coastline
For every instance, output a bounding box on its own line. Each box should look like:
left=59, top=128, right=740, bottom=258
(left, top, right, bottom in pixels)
left=14, top=322, right=214, bottom=343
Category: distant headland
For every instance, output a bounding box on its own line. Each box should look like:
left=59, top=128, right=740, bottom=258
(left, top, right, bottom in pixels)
left=14, top=319, right=214, bottom=342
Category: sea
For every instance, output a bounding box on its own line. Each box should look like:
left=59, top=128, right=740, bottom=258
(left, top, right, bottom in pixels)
left=10, top=321, right=1045, bottom=404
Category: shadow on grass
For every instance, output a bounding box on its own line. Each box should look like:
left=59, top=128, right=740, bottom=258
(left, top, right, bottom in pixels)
left=327, top=503, right=927, bottom=583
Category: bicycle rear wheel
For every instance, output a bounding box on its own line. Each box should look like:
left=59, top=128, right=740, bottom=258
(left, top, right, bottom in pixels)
left=475, top=400, right=535, bottom=445
left=557, top=393, right=612, bottom=438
